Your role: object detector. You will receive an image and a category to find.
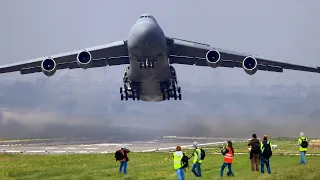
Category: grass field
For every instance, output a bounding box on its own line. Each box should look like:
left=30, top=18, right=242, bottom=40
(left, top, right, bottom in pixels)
left=1, top=139, right=319, bottom=180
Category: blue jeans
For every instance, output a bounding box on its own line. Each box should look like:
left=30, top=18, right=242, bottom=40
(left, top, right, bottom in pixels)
left=260, top=156, right=271, bottom=174
left=191, top=162, right=202, bottom=177
left=300, top=151, right=306, bottom=164
left=176, top=168, right=185, bottom=180
left=119, top=161, right=127, bottom=174
left=220, top=162, right=234, bottom=177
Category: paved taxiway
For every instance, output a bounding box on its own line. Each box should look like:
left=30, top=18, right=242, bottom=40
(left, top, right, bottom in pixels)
left=0, top=138, right=245, bottom=154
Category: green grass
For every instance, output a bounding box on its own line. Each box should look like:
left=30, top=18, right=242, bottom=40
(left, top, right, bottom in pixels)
left=0, top=140, right=319, bottom=180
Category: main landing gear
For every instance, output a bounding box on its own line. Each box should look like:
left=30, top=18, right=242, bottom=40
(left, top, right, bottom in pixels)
left=120, top=69, right=141, bottom=101
left=160, top=81, right=182, bottom=101
left=120, top=83, right=141, bottom=101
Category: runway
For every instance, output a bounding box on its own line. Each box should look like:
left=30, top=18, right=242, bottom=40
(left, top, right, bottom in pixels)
left=0, top=137, right=246, bottom=154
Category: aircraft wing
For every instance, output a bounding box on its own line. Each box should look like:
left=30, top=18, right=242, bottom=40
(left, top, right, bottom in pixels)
left=0, top=40, right=129, bottom=75
left=166, top=37, right=320, bottom=74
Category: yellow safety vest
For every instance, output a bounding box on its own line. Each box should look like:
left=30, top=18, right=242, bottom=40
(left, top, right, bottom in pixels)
left=260, top=141, right=272, bottom=153
left=193, top=148, right=203, bottom=164
left=173, top=152, right=183, bottom=169
left=299, top=137, right=308, bottom=152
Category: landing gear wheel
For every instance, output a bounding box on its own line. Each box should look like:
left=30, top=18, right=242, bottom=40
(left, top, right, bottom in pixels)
left=125, top=95, right=128, bottom=101
left=174, top=94, right=177, bottom=100
left=162, top=93, right=166, bottom=100
left=178, top=87, right=181, bottom=94
left=120, top=87, right=123, bottom=94
left=167, top=92, right=170, bottom=100
left=121, top=94, right=124, bottom=101
left=178, top=94, right=181, bottom=100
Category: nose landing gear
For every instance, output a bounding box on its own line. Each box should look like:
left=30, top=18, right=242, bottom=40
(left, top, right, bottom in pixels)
left=139, top=58, right=155, bottom=69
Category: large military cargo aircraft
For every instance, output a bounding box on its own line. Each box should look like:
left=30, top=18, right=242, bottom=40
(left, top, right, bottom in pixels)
left=1, top=14, right=319, bottom=102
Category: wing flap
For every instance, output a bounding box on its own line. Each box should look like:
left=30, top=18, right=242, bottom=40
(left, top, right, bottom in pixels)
left=20, top=67, right=41, bottom=74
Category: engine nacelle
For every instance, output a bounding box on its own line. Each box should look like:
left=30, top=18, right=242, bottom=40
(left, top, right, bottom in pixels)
left=77, top=50, right=92, bottom=69
left=205, top=50, right=221, bottom=68
left=41, top=58, right=56, bottom=76
left=242, top=56, right=258, bottom=75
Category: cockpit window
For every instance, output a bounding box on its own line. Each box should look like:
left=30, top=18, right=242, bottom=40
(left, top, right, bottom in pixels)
left=139, top=15, right=154, bottom=19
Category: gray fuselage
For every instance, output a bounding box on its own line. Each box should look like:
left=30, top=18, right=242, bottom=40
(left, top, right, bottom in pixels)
left=126, top=15, right=172, bottom=102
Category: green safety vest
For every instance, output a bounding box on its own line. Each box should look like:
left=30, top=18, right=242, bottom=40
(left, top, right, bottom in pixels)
left=173, top=152, right=183, bottom=169
left=299, top=137, right=308, bottom=152
left=193, top=148, right=202, bottom=164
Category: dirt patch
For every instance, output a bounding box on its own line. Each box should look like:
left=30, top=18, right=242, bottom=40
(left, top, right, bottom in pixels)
left=0, top=157, right=10, bottom=162
left=309, top=140, right=320, bottom=148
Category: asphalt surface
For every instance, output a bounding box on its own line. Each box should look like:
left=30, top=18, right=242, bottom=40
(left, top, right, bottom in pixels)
left=0, top=137, right=243, bottom=154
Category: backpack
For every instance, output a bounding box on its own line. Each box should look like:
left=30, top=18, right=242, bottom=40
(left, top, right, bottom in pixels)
left=115, top=150, right=124, bottom=161
left=251, top=141, right=261, bottom=154
left=200, top=148, right=205, bottom=160
left=262, top=141, right=272, bottom=158
left=193, top=148, right=205, bottom=160
left=181, top=153, right=189, bottom=168
left=300, top=138, right=308, bottom=148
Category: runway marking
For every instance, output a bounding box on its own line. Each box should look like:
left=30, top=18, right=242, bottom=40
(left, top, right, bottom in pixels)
left=64, top=147, right=78, bottom=150
left=28, top=151, right=46, bottom=153
left=44, top=147, right=58, bottom=150
left=52, top=151, right=67, bottom=153
left=2, top=151, right=20, bottom=153
left=92, top=143, right=133, bottom=146
left=141, top=141, right=226, bottom=152
left=85, top=148, right=98, bottom=150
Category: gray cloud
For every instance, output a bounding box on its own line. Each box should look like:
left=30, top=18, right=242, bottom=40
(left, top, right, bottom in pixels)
left=0, top=1, right=319, bottom=140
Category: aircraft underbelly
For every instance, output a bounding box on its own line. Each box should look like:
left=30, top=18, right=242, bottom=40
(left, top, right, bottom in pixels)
left=127, top=56, right=171, bottom=102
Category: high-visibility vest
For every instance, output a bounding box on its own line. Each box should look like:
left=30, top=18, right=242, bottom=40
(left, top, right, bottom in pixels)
left=260, top=141, right=272, bottom=153
left=223, top=147, right=233, bottom=163
left=299, top=137, right=308, bottom=152
left=193, top=148, right=203, bottom=164
left=173, top=152, right=183, bottom=169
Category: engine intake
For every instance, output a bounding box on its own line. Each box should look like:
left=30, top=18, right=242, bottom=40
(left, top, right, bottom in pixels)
left=242, top=56, right=258, bottom=75
left=77, top=50, right=92, bottom=69
left=41, top=58, right=56, bottom=76
left=206, top=50, right=221, bottom=68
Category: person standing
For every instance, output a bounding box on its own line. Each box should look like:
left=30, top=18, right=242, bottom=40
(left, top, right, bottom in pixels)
left=220, top=141, right=235, bottom=177
left=248, top=134, right=261, bottom=171
left=173, top=146, right=185, bottom=180
left=297, top=132, right=308, bottom=164
left=260, top=135, right=272, bottom=174
left=119, top=144, right=130, bottom=174
left=190, top=141, right=202, bottom=177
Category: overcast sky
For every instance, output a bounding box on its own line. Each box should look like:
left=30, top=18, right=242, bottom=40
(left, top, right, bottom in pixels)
left=0, top=1, right=319, bottom=139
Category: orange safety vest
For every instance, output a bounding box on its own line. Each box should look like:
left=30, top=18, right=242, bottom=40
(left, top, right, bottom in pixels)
left=223, top=147, right=233, bottom=163
left=121, top=149, right=128, bottom=162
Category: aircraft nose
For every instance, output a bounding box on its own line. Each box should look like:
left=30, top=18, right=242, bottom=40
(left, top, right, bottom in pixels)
left=128, top=21, right=164, bottom=56
left=135, top=22, right=157, bottom=43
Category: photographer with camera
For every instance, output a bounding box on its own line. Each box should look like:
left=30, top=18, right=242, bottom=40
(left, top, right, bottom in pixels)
left=220, top=141, right=235, bottom=177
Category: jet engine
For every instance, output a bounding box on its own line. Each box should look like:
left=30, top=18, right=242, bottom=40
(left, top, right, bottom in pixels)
left=242, top=56, right=258, bottom=75
left=205, top=50, right=221, bottom=68
left=77, top=50, right=92, bottom=69
left=41, top=58, right=57, bottom=76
